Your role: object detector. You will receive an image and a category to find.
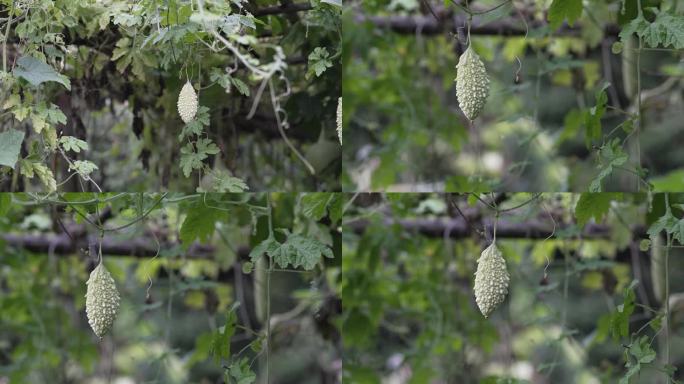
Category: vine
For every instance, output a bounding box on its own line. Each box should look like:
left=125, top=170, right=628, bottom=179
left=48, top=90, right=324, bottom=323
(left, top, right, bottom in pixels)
left=0, top=0, right=341, bottom=192
left=0, top=192, right=341, bottom=382
left=343, top=192, right=684, bottom=382
left=345, top=0, right=684, bottom=192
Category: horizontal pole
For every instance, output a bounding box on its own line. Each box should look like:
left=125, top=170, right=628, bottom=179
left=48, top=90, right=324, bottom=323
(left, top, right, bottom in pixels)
left=347, top=216, right=644, bottom=240
left=252, top=3, right=312, bottom=17
left=355, top=13, right=620, bottom=37
left=1, top=232, right=248, bottom=259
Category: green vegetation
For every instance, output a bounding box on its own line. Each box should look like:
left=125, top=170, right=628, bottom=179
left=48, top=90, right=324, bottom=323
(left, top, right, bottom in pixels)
left=343, top=0, right=684, bottom=192
left=0, top=0, right=341, bottom=192
left=0, top=192, right=341, bottom=382
left=342, top=193, right=684, bottom=383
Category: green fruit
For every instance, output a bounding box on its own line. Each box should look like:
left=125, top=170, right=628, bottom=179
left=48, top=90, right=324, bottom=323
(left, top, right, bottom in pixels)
left=177, top=81, right=198, bottom=123
left=455, top=46, right=489, bottom=120
left=85, top=262, right=120, bottom=338
left=473, top=243, right=509, bottom=318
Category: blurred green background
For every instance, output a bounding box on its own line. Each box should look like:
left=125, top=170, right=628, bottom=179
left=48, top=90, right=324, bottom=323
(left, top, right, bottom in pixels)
left=0, top=193, right=341, bottom=383
left=342, top=193, right=684, bottom=383
left=342, top=0, right=684, bottom=192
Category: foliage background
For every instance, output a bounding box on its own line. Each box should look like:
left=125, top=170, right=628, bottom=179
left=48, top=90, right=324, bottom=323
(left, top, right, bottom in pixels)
left=343, top=0, right=684, bottom=192
left=0, top=192, right=341, bottom=383
left=0, top=0, right=341, bottom=193
left=342, top=192, right=684, bottom=383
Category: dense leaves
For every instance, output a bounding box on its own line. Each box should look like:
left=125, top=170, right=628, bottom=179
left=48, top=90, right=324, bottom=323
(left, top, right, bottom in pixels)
left=344, top=0, right=684, bottom=192
left=0, top=0, right=341, bottom=192
left=0, top=192, right=341, bottom=382
left=343, top=193, right=684, bottom=383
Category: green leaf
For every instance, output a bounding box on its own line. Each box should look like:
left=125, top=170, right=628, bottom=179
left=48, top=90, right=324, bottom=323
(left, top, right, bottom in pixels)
left=307, top=47, right=333, bottom=78
left=647, top=208, right=678, bottom=239
left=300, top=193, right=334, bottom=221
left=328, top=194, right=343, bottom=224
left=620, top=14, right=648, bottom=42
left=196, top=137, right=220, bottom=155
left=270, top=234, right=334, bottom=270
left=13, top=56, right=71, bottom=90
left=231, top=77, right=250, bottom=96
left=180, top=120, right=205, bottom=139
left=180, top=143, right=201, bottom=177
left=548, top=0, right=583, bottom=30
left=69, top=160, right=98, bottom=177
left=59, top=136, right=89, bottom=153
left=645, top=11, right=684, bottom=48
left=249, top=237, right=280, bottom=263
left=29, top=162, right=57, bottom=192
left=0, top=129, right=25, bottom=168
left=210, top=307, right=238, bottom=363
left=250, top=234, right=333, bottom=270
left=179, top=106, right=211, bottom=140
left=621, top=10, right=684, bottom=49
left=179, top=138, right=219, bottom=178
left=575, top=193, right=620, bottom=226
left=228, top=358, right=256, bottom=384
left=46, top=104, right=67, bottom=125
left=589, top=139, right=628, bottom=192
left=584, top=83, right=610, bottom=148
left=613, top=281, right=637, bottom=340
left=629, top=336, right=656, bottom=364
left=179, top=201, right=222, bottom=245
left=209, top=170, right=249, bottom=193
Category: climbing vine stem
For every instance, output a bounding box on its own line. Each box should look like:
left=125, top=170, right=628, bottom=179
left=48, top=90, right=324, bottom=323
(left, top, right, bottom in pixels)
left=61, top=193, right=168, bottom=232
left=663, top=193, right=671, bottom=369
left=635, top=0, right=643, bottom=192
left=468, top=192, right=542, bottom=213
left=265, top=193, right=274, bottom=383
left=451, top=0, right=511, bottom=16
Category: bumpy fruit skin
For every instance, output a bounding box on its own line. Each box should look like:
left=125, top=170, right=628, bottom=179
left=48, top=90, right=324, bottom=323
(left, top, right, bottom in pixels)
left=455, top=46, right=489, bottom=120
left=85, top=262, right=120, bottom=338
left=177, top=81, right=198, bottom=123
left=474, top=243, right=509, bottom=318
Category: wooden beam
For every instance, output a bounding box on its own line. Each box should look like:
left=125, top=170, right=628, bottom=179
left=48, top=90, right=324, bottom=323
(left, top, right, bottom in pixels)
left=1, top=232, right=248, bottom=259
left=347, top=216, right=645, bottom=240
left=355, top=13, right=620, bottom=37
left=252, top=2, right=312, bottom=17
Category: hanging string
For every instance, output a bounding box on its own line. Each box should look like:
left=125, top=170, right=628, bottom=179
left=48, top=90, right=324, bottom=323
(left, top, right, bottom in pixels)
left=465, top=0, right=472, bottom=46
left=493, top=212, right=498, bottom=244
left=98, top=229, right=104, bottom=265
